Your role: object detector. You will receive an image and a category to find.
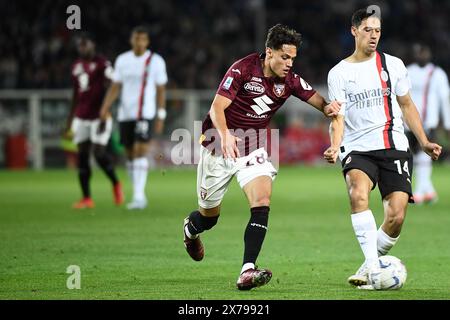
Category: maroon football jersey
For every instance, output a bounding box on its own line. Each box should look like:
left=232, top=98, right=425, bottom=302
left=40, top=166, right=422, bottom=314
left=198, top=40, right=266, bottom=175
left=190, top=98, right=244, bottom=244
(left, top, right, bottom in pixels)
left=201, top=53, right=316, bottom=155
left=71, top=55, right=111, bottom=119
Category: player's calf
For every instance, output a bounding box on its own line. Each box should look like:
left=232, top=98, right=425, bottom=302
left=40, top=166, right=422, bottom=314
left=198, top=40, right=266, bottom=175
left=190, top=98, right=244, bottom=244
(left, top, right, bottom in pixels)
left=186, top=210, right=219, bottom=235
left=183, top=210, right=219, bottom=261
left=242, top=206, right=269, bottom=267
left=382, top=195, right=408, bottom=237
left=76, top=149, right=92, bottom=203
left=93, top=146, right=120, bottom=186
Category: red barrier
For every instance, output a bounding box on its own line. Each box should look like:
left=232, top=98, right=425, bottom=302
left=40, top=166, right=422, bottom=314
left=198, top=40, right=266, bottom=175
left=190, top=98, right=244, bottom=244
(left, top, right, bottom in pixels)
left=5, top=134, right=27, bottom=169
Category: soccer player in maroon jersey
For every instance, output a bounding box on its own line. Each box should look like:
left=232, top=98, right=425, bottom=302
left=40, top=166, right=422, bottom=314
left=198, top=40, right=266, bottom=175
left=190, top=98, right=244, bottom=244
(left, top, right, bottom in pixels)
left=182, top=24, right=341, bottom=290
left=65, top=33, right=124, bottom=209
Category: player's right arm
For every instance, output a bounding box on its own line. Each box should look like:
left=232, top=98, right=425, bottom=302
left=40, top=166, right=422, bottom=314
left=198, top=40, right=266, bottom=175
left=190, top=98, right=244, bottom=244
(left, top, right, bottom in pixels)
left=209, top=94, right=241, bottom=159
left=210, top=61, right=245, bottom=159
left=99, top=56, right=123, bottom=122
left=99, top=82, right=121, bottom=121
left=64, top=64, right=79, bottom=137
left=324, top=67, right=346, bottom=164
left=64, top=87, right=78, bottom=137
left=324, top=114, right=344, bottom=163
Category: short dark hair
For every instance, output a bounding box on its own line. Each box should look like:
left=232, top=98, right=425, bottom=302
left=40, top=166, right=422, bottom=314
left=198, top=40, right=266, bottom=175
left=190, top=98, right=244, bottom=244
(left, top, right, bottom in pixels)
left=131, top=25, right=150, bottom=36
left=265, top=24, right=302, bottom=50
left=351, top=7, right=382, bottom=27
left=76, top=31, right=95, bottom=43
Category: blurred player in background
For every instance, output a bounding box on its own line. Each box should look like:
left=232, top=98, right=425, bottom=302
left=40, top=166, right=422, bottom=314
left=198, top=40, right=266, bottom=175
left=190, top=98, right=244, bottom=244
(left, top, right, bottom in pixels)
left=324, top=8, right=442, bottom=290
left=65, top=33, right=124, bottom=209
left=182, top=24, right=341, bottom=290
left=406, top=43, right=450, bottom=204
left=100, top=26, right=168, bottom=210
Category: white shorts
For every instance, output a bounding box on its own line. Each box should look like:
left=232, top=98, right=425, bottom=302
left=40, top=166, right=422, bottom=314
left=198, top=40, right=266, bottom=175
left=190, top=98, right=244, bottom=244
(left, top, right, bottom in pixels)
left=197, top=146, right=277, bottom=209
left=71, top=117, right=113, bottom=145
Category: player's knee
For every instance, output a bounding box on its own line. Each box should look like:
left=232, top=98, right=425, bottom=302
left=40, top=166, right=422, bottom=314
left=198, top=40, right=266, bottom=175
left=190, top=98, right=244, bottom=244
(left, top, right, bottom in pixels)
left=93, top=146, right=110, bottom=164
left=77, top=151, right=90, bottom=171
left=199, top=206, right=221, bottom=217
left=251, top=196, right=271, bottom=208
left=93, top=148, right=105, bottom=161
left=125, top=148, right=134, bottom=160
left=349, top=188, right=369, bottom=209
left=133, top=143, right=149, bottom=158
left=387, top=207, right=406, bottom=227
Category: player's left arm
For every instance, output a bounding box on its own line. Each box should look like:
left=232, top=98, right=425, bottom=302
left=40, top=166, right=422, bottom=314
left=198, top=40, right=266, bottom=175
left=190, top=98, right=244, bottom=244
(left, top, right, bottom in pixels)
left=154, top=84, right=167, bottom=135
left=435, top=69, right=450, bottom=132
left=64, top=87, right=78, bottom=138
left=104, top=60, right=114, bottom=82
left=65, top=64, right=79, bottom=137
left=152, top=56, right=168, bottom=135
left=397, top=93, right=442, bottom=160
left=305, top=92, right=341, bottom=117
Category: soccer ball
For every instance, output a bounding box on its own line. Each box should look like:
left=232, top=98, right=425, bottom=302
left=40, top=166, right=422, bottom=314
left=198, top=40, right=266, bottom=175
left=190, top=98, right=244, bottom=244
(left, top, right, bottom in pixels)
left=375, top=255, right=407, bottom=290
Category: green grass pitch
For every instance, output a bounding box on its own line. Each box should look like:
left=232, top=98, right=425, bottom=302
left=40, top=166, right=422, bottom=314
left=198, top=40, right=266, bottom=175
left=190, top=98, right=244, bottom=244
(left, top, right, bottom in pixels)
left=1, top=164, right=449, bottom=300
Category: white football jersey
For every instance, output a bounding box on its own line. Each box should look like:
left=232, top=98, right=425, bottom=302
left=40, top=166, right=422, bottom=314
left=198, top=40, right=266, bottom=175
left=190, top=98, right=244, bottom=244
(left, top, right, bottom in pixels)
left=407, top=63, right=450, bottom=130
left=113, top=50, right=168, bottom=121
left=328, top=52, right=411, bottom=160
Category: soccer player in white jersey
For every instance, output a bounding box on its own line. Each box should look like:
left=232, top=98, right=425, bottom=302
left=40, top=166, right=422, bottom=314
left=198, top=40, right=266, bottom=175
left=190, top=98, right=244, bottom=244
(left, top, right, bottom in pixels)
left=100, top=26, right=168, bottom=210
left=406, top=44, right=450, bottom=204
left=324, top=8, right=442, bottom=290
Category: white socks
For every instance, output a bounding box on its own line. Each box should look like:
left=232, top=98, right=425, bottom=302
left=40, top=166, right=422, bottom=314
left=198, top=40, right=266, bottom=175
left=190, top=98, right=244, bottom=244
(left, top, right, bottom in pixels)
left=351, top=210, right=378, bottom=266
left=377, top=227, right=399, bottom=256
left=414, top=151, right=435, bottom=196
left=241, top=263, right=255, bottom=275
left=131, top=157, right=149, bottom=202
left=126, top=160, right=133, bottom=181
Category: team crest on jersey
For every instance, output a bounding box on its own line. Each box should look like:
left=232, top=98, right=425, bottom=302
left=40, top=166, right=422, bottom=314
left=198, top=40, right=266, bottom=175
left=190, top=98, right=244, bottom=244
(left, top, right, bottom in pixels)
left=244, top=82, right=265, bottom=94
left=273, top=83, right=285, bottom=97
left=200, top=188, right=207, bottom=200
left=89, top=63, right=97, bottom=71
left=345, top=156, right=352, bottom=165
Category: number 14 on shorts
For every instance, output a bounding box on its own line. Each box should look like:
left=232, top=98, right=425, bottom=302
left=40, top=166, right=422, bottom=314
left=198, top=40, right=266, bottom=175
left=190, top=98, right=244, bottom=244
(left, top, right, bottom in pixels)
left=394, top=159, right=410, bottom=176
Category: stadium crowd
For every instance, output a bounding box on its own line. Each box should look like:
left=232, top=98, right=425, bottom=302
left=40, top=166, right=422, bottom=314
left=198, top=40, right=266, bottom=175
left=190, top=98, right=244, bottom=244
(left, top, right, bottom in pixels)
left=0, top=0, right=449, bottom=90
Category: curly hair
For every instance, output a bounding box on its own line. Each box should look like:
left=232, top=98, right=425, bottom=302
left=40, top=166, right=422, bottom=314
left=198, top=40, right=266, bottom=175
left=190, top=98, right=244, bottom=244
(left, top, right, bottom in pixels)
left=265, top=24, right=302, bottom=50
